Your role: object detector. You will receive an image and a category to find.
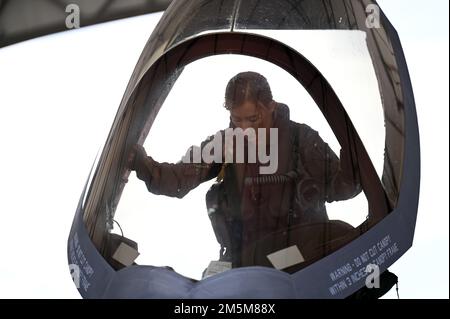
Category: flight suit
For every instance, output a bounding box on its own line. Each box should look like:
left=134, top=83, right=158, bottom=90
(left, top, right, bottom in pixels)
left=131, top=104, right=362, bottom=269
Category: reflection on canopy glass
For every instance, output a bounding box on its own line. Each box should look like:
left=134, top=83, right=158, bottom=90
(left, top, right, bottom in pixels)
left=110, top=46, right=385, bottom=279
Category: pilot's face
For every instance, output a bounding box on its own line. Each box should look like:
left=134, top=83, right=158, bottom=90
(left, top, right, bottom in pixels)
left=230, top=101, right=273, bottom=131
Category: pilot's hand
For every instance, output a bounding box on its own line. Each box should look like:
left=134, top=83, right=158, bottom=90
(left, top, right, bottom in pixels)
left=128, top=144, right=147, bottom=171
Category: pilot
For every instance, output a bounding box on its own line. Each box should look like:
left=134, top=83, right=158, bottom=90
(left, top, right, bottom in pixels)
left=128, top=72, right=362, bottom=270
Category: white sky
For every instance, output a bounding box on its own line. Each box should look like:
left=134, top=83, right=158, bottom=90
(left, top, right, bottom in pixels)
left=0, top=0, right=448, bottom=298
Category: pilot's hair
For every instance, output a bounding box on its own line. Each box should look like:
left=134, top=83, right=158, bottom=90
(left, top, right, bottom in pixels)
left=224, top=72, right=273, bottom=110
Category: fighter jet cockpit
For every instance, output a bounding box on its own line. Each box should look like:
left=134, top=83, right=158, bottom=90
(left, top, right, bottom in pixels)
left=67, top=0, right=419, bottom=299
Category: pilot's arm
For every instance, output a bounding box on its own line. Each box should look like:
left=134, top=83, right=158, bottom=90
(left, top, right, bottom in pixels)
left=299, top=126, right=362, bottom=203
left=130, top=137, right=222, bottom=199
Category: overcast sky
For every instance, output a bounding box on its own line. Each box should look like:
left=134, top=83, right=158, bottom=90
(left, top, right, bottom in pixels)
left=0, top=0, right=448, bottom=298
